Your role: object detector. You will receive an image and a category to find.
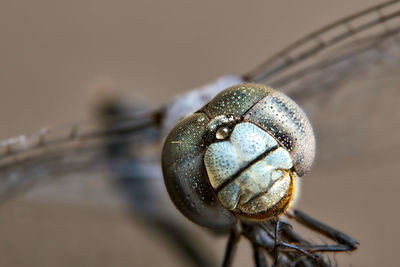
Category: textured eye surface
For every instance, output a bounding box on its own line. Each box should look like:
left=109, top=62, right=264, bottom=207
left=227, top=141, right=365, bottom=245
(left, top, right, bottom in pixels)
left=162, top=113, right=237, bottom=230
left=244, top=91, right=315, bottom=176
left=162, top=83, right=315, bottom=228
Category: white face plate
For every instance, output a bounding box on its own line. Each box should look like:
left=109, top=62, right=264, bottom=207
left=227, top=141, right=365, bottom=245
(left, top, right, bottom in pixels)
left=204, top=122, right=294, bottom=215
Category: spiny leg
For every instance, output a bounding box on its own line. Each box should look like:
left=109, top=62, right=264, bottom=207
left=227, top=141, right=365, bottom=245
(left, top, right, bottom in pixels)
left=287, top=209, right=359, bottom=252
left=273, top=221, right=319, bottom=261
left=242, top=221, right=291, bottom=266
left=278, top=221, right=330, bottom=267
left=270, top=208, right=359, bottom=265
left=244, top=220, right=330, bottom=266
left=241, top=216, right=355, bottom=266
left=252, top=209, right=360, bottom=265
left=272, top=218, right=319, bottom=266
left=222, top=224, right=242, bottom=267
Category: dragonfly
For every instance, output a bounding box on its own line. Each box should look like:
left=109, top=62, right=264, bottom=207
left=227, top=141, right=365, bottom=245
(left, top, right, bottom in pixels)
left=1, top=0, right=400, bottom=266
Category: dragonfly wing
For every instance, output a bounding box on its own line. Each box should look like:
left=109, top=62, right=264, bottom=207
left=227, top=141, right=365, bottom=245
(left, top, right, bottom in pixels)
left=0, top=102, right=219, bottom=267
left=282, top=31, right=400, bottom=165
left=244, top=4, right=400, bottom=265
left=0, top=111, right=163, bottom=206
left=244, top=1, right=400, bottom=166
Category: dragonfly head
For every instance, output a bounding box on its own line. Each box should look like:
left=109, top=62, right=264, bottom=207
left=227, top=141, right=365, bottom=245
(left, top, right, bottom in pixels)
left=162, top=84, right=315, bottom=229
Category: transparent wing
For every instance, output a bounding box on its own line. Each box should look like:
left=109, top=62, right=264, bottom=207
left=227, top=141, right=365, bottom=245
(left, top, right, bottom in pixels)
left=245, top=0, right=400, bottom=165
left=245, top=2, right=400, bottom=265
left=0, top=106, right=219, bottom=267
left=0, top=109, right=162, bottom=204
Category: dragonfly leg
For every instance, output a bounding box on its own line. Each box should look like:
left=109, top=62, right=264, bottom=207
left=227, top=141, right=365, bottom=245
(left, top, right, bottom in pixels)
left=287, top=209, right=359, bottom=252
left=243, top=219, right=332, bottom=266
left=273, top=218, right=280, bottom=266
left=241, top=211, right=357, bottom=267
left=252, top=242, right=269, bottom=267
left=271, top=218, right=314, bottom=267
left=222, top=223, right=242, bottom=267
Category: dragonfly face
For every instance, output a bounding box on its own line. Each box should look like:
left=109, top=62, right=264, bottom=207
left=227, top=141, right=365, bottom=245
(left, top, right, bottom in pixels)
left=162, top=83, right=315, bottom=228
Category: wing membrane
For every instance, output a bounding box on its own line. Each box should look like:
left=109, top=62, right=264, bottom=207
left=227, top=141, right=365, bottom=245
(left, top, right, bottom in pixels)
left=245, top=1, right=400, bottom=167
left=0, top=111, right=162, bottom=203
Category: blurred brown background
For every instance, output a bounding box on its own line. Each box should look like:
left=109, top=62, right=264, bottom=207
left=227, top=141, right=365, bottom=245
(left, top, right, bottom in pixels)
left=0, top=0, right=397, bottom=266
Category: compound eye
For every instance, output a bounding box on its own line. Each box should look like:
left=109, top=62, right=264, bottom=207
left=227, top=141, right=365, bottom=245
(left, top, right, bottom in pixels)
left=215, top=126, right=230, bottom=140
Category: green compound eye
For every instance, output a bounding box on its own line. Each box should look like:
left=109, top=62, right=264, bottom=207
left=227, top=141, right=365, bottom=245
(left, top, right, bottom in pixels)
left=162, top=83, right=315, bottom=230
